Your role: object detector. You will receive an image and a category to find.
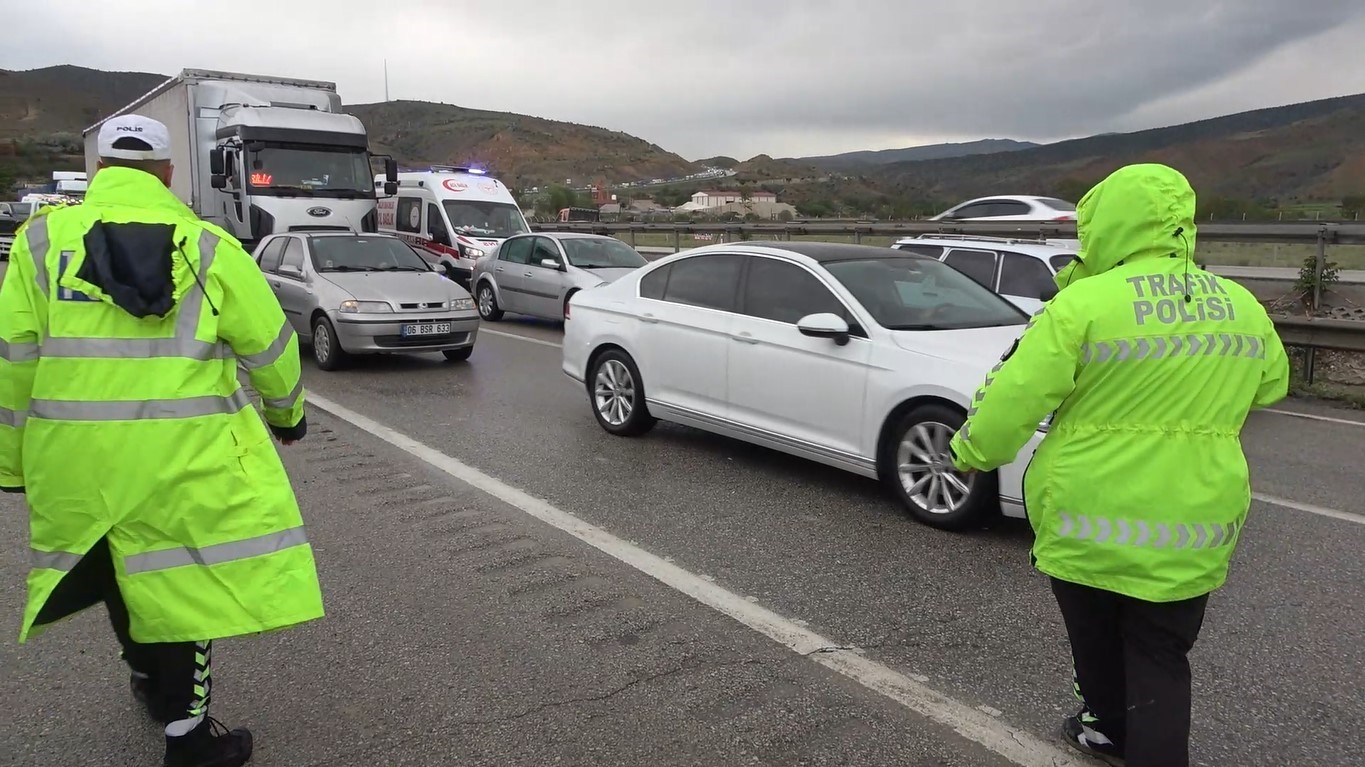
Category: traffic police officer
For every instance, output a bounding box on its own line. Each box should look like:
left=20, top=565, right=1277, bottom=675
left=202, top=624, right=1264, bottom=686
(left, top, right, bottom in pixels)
left=0, top=114, right=325, bottom=767
left=947, top=163, right=1290, bottom=766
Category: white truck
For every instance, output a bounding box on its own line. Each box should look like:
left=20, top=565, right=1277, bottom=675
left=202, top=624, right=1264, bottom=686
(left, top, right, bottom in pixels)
left=82, top=68, right=397, bottom=248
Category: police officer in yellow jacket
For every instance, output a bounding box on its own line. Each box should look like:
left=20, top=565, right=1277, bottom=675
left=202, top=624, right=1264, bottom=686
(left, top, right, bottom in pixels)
left=0, top=114, right=324, bottom=767
left=947, top=163, right=1289, bottom=767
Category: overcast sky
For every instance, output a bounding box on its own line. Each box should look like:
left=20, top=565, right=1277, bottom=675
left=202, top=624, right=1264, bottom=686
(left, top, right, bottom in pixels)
left=6, top=0, right=1365, bottom=161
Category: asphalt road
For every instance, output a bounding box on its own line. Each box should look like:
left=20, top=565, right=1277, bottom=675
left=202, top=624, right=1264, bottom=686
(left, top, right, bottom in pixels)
left=1, top=265, right=1363, bottom=765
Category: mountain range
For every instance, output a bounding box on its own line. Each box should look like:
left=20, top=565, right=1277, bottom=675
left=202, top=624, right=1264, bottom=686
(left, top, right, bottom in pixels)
left=2, top=65, right=1362, bottom=206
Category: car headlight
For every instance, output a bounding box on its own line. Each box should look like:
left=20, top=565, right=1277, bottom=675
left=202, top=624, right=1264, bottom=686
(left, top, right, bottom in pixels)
left=339, top=300, right=392, bottom=313
left=450, top=297, right=475, bottom=311
left=460, top=245, right=486, bottom=259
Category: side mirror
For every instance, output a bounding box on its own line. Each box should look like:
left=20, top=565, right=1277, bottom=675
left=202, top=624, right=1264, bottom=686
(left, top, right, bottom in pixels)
left=540, top=258, right=562, bottom=270
left=209, top=148, right=226, bottom=175
left=277, top=264, right=304, bottom=279
left=384, top=157, right=398, bottom=182
left=797, top=312, right=851, bottom=346
left=433, top=230, right=451, bottom=247
left=383, top=181, right=398, bottom=196
left=210, top=174, right=227, bottom=190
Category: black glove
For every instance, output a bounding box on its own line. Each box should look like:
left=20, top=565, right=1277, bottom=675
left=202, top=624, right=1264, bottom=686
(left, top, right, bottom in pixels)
left=269, top=414, right=307, bottom=443
left=1, top=486, right=23, bottom=494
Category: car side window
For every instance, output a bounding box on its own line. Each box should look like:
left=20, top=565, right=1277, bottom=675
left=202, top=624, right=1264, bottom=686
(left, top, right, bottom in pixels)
left=660, top=254, right=743, bottom=312
left=895, top=243, right=944, bottom=258
left=426, top=204, right=451, bottom=246
left=500, top=237, right=532, bottom=264
left=396, top=197, right=422, bottom=233
left=741, top=257, right=850, bottom=325
left=278, top=238, right=305, bottom=276
left=1049, top=253, right=1076, bottom=272
left=999, top=252, right=1058, bottom=299
left=257, top=238, right=286, bottom=272
left=530, top=237, right=561, bottom=267
left=639, top=264, right=670, bottom=299
left=950, top=202, right=996, bottom=219
left=943, top=248, right=997, bottom=289
left=991, top=200, right=1033, bottom=217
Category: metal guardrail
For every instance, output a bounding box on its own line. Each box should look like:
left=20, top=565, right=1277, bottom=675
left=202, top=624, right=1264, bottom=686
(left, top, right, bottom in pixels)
left=0, top=235, right=11, bottom=261
left=531, top=220, right=1365, bottom=245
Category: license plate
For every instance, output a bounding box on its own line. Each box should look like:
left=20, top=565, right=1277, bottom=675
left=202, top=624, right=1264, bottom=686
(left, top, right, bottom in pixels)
left=401, top=322, right=451, bottom=337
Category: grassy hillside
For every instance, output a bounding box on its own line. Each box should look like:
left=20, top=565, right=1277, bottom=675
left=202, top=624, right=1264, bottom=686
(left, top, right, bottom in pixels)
left=797, top=138, right=1040, bottom=171
left=0, top=65, right=165, bottom=139
left=873, top=94, right=1365, bottom=204
left=345, top=100, right=700, bottom=189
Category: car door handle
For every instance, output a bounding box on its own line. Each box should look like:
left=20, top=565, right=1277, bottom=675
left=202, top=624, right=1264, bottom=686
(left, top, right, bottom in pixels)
left=523, top=271, right=534, bottom=277
left=641, top=313, right=659, bottom=324
left=732, top=332, right=758, bottom=344
left=495, top=266, right=504, bottom=272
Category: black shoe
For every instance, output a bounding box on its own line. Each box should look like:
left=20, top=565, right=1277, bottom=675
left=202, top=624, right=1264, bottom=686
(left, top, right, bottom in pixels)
left=1061, top=714, right=1126, bottom=766
left=131, top=674, right=177, bottom=725
left=163, top=716, right=253, bottom=767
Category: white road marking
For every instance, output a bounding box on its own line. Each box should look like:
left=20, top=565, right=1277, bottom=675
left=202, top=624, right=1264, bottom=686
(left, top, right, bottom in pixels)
left=304, top=392, right=1096, bottom=767
left=1261, top=408, right=1365, bottom=428
left=1252, top=492, right=1365, bottom=526
left=481, top=327, right=561, bottom=348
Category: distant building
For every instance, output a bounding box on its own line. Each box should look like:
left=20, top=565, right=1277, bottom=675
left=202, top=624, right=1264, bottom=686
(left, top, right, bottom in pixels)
left=689, top=189, right=777, bottom=208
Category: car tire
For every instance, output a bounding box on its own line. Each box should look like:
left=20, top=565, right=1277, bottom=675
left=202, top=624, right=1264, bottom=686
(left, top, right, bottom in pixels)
left=311, top=315, right=351, bottom=371
left=442, top=347, right=473, bottom=362
left=882, top=402, right=999, bottom=531
left=476, top=282, right=504, bottom=321
left=587, top=349, right=656, bottom=437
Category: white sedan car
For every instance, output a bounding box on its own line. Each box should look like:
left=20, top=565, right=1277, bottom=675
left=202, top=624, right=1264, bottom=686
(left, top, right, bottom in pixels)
left=561, top=241, right=1048, bottom=530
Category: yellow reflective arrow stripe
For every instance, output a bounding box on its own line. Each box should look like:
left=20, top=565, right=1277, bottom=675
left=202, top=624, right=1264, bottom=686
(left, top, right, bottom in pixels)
left=1082, top=333, right=1266, bottom=364
left=1056, top=511, right=1240, bottom=549
left=123, top=526, right=308, bottom=575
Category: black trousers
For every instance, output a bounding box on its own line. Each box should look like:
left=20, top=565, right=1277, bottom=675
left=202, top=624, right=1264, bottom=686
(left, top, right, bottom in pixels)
left=33, top=537, right=212, bottom=724
left=1050, top=577, right=1208, bottom=767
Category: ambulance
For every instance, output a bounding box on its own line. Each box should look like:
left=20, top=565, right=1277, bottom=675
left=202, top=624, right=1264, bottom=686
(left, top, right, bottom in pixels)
left=374, top=165, right=531, bottom=285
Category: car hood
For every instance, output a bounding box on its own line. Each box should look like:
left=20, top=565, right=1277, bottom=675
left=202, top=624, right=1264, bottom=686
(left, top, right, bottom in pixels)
left=889, top=323, right=1027, bottom=366
left=319, top=271, right=464, bottom=303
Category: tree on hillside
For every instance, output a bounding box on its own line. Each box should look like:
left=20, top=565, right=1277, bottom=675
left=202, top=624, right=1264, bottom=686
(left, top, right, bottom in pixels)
left=534, top=183, right=588, bottom=218
left=1341, top=195, right=1365, bottom=219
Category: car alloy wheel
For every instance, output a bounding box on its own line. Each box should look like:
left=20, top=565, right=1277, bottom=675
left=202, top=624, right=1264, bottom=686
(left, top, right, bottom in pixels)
left=594, top=359, right=635, bottom=426
left=895, top=420, right=973, bottom=515
left=477, top=284, right=502, bottom=321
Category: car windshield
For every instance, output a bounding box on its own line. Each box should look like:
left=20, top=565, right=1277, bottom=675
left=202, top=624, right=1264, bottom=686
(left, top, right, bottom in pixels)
left=561, top=238, right=649, bottom=269
left=441, top=200, right=529, bottom=239
left=824, top=256, right=1028, bottom=330
left=1038, top=197, right=1077, bottom=211
left=310, top=237, right=431, bottom=272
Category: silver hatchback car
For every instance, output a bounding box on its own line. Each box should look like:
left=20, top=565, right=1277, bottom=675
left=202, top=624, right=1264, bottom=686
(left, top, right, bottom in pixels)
left=253, top=231, right=480, bottom=370
left=471, top=232, right=649, bottom=322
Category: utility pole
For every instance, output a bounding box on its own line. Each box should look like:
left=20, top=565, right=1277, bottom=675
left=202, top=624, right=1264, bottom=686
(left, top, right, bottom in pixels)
left=384, top=59, right=390, bottom=101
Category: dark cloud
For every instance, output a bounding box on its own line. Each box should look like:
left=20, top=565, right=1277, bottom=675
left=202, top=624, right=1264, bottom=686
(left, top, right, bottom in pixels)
left=5, top=0, right=1365, bottom=159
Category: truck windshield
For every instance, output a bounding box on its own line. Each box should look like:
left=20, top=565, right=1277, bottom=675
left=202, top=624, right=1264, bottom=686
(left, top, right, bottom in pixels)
left=441, top=200, right=529, bottom=240
left=246, top=144, right=373, bottom=198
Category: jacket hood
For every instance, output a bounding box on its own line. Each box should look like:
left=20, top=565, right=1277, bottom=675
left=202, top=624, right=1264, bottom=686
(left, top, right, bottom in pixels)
left=1053, top=163, right=1197, bottom=291
left=60, top=167, right=198, bottom=319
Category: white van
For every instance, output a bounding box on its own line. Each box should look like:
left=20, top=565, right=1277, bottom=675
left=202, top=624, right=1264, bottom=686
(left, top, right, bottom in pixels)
left=375, top=165, right=531, bottom=284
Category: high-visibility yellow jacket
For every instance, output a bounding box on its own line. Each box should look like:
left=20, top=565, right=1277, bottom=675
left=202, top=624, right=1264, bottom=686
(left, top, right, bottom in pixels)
left=0, top=166, right=324, bottom=643
left=948, top=163, right=1291, bottom=602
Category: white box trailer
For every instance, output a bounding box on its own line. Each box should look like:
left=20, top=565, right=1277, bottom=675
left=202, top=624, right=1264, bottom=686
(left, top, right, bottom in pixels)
left=83, top=68, right=396, bottom=249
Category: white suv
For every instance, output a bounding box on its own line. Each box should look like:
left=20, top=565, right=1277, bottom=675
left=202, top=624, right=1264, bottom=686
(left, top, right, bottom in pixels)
left=893, top=234, right=1078, bottom=314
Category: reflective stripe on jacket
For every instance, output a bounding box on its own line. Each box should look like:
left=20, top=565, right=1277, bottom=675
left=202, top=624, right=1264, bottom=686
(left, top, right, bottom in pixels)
left=0, top=166, right=323, bottom=643
left=948, top=163, right=1291, bottom=602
